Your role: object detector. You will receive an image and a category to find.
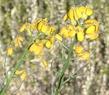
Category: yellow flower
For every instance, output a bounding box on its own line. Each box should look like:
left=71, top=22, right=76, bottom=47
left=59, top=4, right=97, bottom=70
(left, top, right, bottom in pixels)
left=85, top=19, right=99, bottom=40
left=79, top=51, right=90, bottom=60
left=85, top=19, right=99, bottom=32
left=20, top=23, right=32, bottom=32
left=63, top=6, right=93, bottom=23
left=36, top=18, right=48, bottom=29
left=85, top=19, right=99, bottom=26
left=78, top=6, right=87, bottom=18
left=74, top=45, right=84, bottom=54
left=36, top=18, right=55, bottom=35
left=14, top=36, right=23, bottom=47
left=85, top=6, right=93, bottom=16
left=32, top=18, right=44, bottom=29
left=60, top=25, right=76, bottom=38
left=85, top=25, right=96, bottom=34
left=67, top=25, right=76, bottom=37
left=29, top=42, right=44, bottom=55
left=15, top=70, right=27, bottom=81
left=76, top=26, right=84, bottom=42
left=60, top=26, right=69, bottom=38
left=64, top=7, right=80, bottom=24
left=15, top=70, right=24, bottom=75
left=19, top=23, right=27, bottom=32
left=87, top=33, right=99, bottom=40
left=40, top=23, right=49, bottom=32
left=63, top=14, right=68, bottom=21
left=74, top=45, right=90, bottom=61
left=45, top=36, right=55, bottom=49
left=47, top=26, right=56, bottom=35
left=78, top=6, right=93, bottom=19
left=45, top=40, right=52, bottom=49
left=67, top=8, right=76, bottom=24
left=77, top=31, right=85, bottom=42
left=37, top=21, right=44, bottom=31
left=7, top=47, right=13, bottom=56
left=20, top=18, right=55, bottom=36
left=78, top=6, right=86, bottom=17
left=55, top=34, right=63, bottom=42
left=19, top=22, right=35, bottom=35
left=21, top=71, right=27, bottom=81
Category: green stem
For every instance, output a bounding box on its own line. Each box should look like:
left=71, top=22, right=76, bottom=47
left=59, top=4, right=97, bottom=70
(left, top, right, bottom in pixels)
left=62, top=63, right=88, bottom=85
left=54, top=48, right=71, bottom=95
left=0, top=48, right=28, bottom=95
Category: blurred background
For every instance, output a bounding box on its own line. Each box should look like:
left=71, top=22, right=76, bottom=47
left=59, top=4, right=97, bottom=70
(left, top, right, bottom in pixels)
left=0, top=0, right=109, bottom=95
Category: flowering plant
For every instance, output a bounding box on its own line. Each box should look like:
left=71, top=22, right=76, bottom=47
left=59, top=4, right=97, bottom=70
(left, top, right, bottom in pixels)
left=2, top=6, right=99, bottom=95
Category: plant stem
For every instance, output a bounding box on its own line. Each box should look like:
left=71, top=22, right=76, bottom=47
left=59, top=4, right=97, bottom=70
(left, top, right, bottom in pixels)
left=0, top=48, right=28, bottom=95
left=54, top=48, right=71, bottom=95
left=62, top=63, right=88, bottom=85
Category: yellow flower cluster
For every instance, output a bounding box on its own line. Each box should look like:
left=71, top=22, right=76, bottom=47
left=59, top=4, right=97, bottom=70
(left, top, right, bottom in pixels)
left=33, top=18, right=55, bottom=35
left=59, top=6, right=99, bottom=41
left=19, top=19, right=57, bottom=68
left=58, top=19, right=99, bottom=42
left=63, top=6, right=93, bottom=24
left=18, top=6, right=99, bottom=64
left=60, top=6, right=99, bottom=60
left=6, top=35, right=24, bottom=56
left=20, top=18, right=55, bottom=36
left=5, top=6, right=99, bottom=83
left=29, top=37, right=55, bottom=68
left=29, top=36, right=55, bottom=55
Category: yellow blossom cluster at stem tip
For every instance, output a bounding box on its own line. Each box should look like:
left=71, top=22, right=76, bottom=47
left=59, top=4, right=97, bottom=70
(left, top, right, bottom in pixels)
left=29, top=38, right=55, bottom=68
left=29, top=36, right=55, bottom=56
left=20, top=18, right=55, bottom=36
left=19, top=19, right=57, bottom=68
left=63, top=6, right=93, bottom=24
left=58, top=19, right=99, bottom=42
left=61, top=6, right=99, bottom=60
left=59, top=6, right=99, bottom=41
